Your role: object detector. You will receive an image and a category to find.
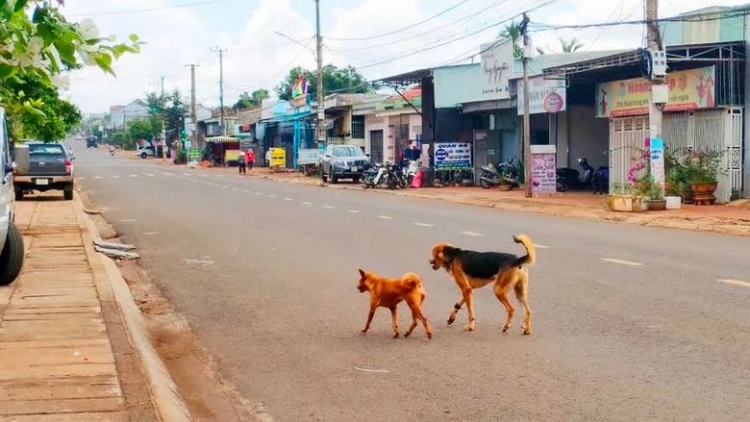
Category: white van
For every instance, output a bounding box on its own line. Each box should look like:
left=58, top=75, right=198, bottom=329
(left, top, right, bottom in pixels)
left=0, top=106, right=24, bottom=285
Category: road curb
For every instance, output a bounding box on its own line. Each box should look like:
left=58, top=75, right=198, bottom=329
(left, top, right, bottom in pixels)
left=75, top=196, right=193, bottom=422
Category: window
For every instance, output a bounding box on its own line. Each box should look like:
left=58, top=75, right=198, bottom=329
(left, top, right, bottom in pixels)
left=332, top=146, right=362, bottom=157
left=351, top=115, right=365, bottom=139
left=29, top=144, right=65, bottom=155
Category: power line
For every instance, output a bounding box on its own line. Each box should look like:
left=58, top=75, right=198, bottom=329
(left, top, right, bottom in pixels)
left=353, top=1, right=554, bottom=71
left=326, top=0, right=473, bottom=41
left=69, top=0, right=235, bottom=17
left=326, top=0, right=512, bottom=52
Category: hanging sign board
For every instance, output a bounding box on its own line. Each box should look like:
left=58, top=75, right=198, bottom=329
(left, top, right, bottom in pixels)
left=434, top=142, right=472, bottom=171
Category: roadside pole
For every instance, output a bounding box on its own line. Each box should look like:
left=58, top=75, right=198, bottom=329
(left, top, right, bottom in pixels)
left=185, top=63, right=200, bottom=165
left=211, top=47, right=228, bottom=136
left=315, top=0, right=325, bottom=149
left=520, top=13, right=532, bottom=198
left=646, top=0, right=667, bottom=197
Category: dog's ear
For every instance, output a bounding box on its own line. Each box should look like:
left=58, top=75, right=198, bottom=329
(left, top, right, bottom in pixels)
left=443, top=246, right=459, bottom=260
left=358, top=268, right=366, bottom=279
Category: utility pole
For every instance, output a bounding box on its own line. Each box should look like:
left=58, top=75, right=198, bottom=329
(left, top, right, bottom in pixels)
left=160, top=76, right=165, bottom=96
left=185, top=64, right=200, bottom=152
left=211, top=46, right=227, bottom=135
left=646, top=0, right=663, bottom=140
left=520, top=13, right=532, bottom=198
left=315, top=0, right=325, bottom=146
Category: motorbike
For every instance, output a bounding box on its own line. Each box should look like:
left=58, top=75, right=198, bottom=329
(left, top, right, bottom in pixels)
left=479, top=158, right=521, bottom=189
left=405, top=160, right=419, bottom=186
left=556, top=158, right=595, bottom=192
left=361, top=162, right=385, bottom=189
left=387, top=163, right=408, bottom=189
left=591, top=166, right=609, bottom=194
left=109, top=147, right=115, bottom=156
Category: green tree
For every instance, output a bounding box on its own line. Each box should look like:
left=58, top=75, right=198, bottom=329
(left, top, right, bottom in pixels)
left=145, top=90, right=187, bottom=140
left=275, top=65, right=370, bottom=101
left=234, top=89, right=270, bottom=109
left=560, top=37, right=583, bottom=53
left=500, top=22, right=523, bottom=59
left=127, top=117, right=160, bottom=143
left=5, top=73, right=82, bottom=141
left=0, top=0, right=142, bottom=140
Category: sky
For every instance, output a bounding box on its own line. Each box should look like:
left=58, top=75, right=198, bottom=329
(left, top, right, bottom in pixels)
left=61, top=0, right=750, bottom=114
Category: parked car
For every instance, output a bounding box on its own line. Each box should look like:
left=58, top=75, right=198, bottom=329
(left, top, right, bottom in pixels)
left=13, top=140, right=75, bottom=201
left=319, top=145, right=370, bottom=184
left=86, top=137, right=98, bottom=148
left=137, top=145, right=156, bottom=159
left=0, top=106, right=24, bottom=285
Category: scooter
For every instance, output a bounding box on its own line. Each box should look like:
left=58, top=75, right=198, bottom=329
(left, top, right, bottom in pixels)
left=362, top=162, right=385, bottom=189
left=479, top=159, right=520, bottom=189
left=387, top=163, right=408, bottom=189
left=556, top=158, right=594, bottom=192
left=109, top=147, right=115, bottom=156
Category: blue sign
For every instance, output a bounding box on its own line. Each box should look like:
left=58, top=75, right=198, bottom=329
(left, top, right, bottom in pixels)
left=434, top=141, right=472, bottom=171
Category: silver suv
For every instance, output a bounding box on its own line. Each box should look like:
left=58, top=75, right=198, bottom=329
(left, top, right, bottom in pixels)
left=319, top=145, right=370, bottom=184
left=0, top=106, right=24, bottom=285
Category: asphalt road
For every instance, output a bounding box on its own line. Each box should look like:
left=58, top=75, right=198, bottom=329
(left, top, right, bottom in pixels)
left=71, top=143, right=750, bottom=422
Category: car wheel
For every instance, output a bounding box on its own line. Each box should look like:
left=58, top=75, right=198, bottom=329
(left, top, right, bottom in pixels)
left=14, top=189, right=23, bottom=201
left=330, top=168, right=338, bottom=184
left=0, top=221, right=24, bottom=286
left=141, top=152, right=148, bottom=159
left=64, top=186, right=74, bottom=201
left=353, top=176, right=360, bottom=184
left=320, top=166, right=328, bottom=183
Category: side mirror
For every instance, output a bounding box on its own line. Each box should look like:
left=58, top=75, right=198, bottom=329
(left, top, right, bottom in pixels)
left=325, top=154, right=331, bottom=159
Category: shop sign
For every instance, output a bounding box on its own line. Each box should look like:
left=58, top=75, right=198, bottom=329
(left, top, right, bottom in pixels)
left=225, top=149, right=240, bottom=163
left=270, top=147, right=286, bottom=167
left=298, top=148, right=321, bottom=165
left=479, top=40, right=514, bottom=101
left=595, top=66, right=716, bottom=118
left=434, top=142, right=472, bottom=171
left=530, top=145, right=557, bottom=195
left=647, top=137, right=665, bottom=190
left=516, top=76, right=567, bottom=115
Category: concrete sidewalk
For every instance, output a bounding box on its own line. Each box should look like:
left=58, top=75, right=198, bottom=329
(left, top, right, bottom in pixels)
left=0, top=198, right=163, bottom=422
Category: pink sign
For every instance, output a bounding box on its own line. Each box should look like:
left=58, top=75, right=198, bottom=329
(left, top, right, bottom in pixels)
left=530, top=147, right=557, bottom=195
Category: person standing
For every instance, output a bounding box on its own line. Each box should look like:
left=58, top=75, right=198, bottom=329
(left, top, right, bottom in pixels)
left=237, top=149, right=247, bottom=175
left=265, top=148, right=271, bottom=167
left=246, top=148, right=256, bottom=171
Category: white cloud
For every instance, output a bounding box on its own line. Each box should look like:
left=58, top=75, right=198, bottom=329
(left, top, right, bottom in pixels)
left=64, top=0, right=750, bottom=113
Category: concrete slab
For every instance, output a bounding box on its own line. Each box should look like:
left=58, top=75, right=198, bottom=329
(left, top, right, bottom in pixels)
left=0, top=323, right=107, bottom=342
left=0, top=397, right=124, bottom=415
left=0, top=375, right=121, bottom=401
left=3, top=307, right=101, bottom=316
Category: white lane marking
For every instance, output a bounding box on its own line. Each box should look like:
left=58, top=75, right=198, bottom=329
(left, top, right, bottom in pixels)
left=460, top=231, right=483, bottom=237
left=143, top=232, right=159, bottom=236
left=601, top=258, right=644, bottom=267
left=242, top=190, right=250, bottom=193
left=182, top=173, right=192, bottom=176
left=354, top=366, right=389, bottom=374
left=184, top=258, right=214, bottom=267
left=111, top=175, right=120, bottom=179
left=254, top=192, right=263, bottom=196
left=76, top=177, right=85, bottom=180
left=348, top=209, right=360, bottom=213
left=147, top=173, right=155, bottom=177
left=268, top=195, right=277, bottom=198
left=162, top=172, right=173, bottom=176
left=378, top=215, right=393, bottom=220
left=302, top=201, right=312, bottom=205
left=322, top=205, right=335, bottom=209
left=94, top=176, right=103, bottom=179
left=120, top=219, right=137, bottom=223
left=232, top=188, right=239, bottom=191
left=718, top=279, right=750, bottom=289
left=534, top=244, right=551, bottom=249
left=129, top=174, right=138, bottom=178
left=284, top=198, right=293, bottom=201
left=414, top=222, right=434, bottom=227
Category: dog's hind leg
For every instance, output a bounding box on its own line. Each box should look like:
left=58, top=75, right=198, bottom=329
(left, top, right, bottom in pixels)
left=447, top=298, right=465, bottom=325
left=515, top=274, right=532, bottom=335
left=405, top=301, right=433, bottom=339
left=494, top=283, right=515, bottom=333
left=390, top=306, right=400, bottom=338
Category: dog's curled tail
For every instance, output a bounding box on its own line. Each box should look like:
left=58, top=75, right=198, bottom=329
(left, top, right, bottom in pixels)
left=401, top=272, right=422, bottom=290
left=512, top=234, right=536, bottom=267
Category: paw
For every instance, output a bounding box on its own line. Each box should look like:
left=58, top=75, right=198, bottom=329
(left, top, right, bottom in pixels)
left=393, top=332, right=400, bottom=339
left=404, top=331, right=412, bottom=338
left=502, top=325, right=510, bottom=333
left=522, top=326, right=531, bottom=335
left=427, top=332, right=433, bottom=340
left=463, top=324, right=475, bottom=332
left=361, top=328, right=368, bottom=334
left=447, top=315, right=456, bottom=325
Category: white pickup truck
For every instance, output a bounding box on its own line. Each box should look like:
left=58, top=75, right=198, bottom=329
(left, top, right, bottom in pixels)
left=0, top=106, right=24, bottom=285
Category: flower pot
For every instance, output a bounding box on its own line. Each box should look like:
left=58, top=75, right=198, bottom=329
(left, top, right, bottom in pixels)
left=665, top=196, right=681, bottom=210
left=690, top=182, right=718, bottom=206
left=609, top=194, right=644, bottom=212
left=647, top=199, right=667, bottom=211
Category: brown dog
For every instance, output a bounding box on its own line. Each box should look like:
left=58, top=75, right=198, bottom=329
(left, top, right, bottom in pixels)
left=357, top=269, right=433, bottom=339
left=429, top=234, right=536, bottom=334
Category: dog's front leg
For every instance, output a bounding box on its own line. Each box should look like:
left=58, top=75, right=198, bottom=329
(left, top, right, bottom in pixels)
left=390, top=306, right=400, bottom=338
left=361, top=303, right=378, bottom=334
left=447, top=298, right=465, bottom=325
left=463, top=288, right=476, bottom=331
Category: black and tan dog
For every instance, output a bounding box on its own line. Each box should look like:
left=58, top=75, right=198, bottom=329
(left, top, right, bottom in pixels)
left=357, top=269, right=433, bottom=339
left=428, top=234, right=536, bottom=334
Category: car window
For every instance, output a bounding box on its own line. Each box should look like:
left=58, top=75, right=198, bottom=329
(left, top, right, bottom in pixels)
left=332, top=146, right=362, bottom=157
left=29, top=144, right=65, bottom=155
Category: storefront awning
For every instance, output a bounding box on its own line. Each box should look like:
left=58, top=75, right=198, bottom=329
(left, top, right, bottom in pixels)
left=205, top=136, right=239, bottom=144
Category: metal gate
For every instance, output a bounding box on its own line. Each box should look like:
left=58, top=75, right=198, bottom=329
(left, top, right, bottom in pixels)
left=609, top=116, right=649, bottom=194
left=663, top=108, right=743, bottom=203
left=369, top=130, right=383, bottom=163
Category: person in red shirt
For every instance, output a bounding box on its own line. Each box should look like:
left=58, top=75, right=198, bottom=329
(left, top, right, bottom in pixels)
left=246, top=148, right=256, bottom=170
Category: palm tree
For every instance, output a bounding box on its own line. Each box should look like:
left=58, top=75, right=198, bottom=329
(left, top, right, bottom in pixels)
left=499, top=22, right=523, bottom=59
left=559, top=37, right=583, bottom=53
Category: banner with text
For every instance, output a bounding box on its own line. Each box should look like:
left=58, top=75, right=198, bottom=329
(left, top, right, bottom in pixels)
left=434, top=142, right=473, bottom=171
left=595, top=66, right=716, bottom=118
left=517, top=76, right=567, bottom=115
left=479, top=40, right=514, bottom=101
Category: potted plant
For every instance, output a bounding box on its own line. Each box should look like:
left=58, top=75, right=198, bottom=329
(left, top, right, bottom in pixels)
left=684, top=148, right=723, bottom=205
left=665, top=162, right=685, bottom=210
left=647, top=180, right=666, bottom=210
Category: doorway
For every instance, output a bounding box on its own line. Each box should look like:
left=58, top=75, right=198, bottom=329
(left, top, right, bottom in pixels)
left=369, top=130, right=383, bottom=163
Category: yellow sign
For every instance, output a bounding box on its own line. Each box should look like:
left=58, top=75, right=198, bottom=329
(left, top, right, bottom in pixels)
left=270, top=148, right=286, bottom=167
left=596, top=66, right=716, bottom=118
left=224, top=150, right=240, bottom=162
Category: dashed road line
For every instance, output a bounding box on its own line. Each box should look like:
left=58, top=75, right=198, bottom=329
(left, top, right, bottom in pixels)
left=414, top=222, right=434, bottom=227
left=111, top=175, right=120, bottom=179
left=601, top=258, right=644, bottom=267
left=284, top=198, right=294, bottom=201
left=94, top=176, right=102, bottom=179
left=182, top=173, right=192, bottom=176
left=143, top=232, right=159, bottom=236
left=254, top=192, right=263, bottom=196
left=322, top=205, right=336, bottom=209
left=232, top=188, right=239, bottom=191
left=460, top=231, right=483, bottom=237
left=348, top=209, right=360, bottom=213
left=302, top=201, right=312, bottom=205
left=119, top=219, right=137, bottom=223
left=242, top=190, right=250, bottom=193
left=268, top=194, right=277, bottom=198
left=129, top=174, right=138, bottom=178
left=147, top=173, right=155, bottom=177
left=377, top=215, right=393, bottom=220
left=534, top=244, right=551, bottom=249
left=718, top=279, right=750, bottom=289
